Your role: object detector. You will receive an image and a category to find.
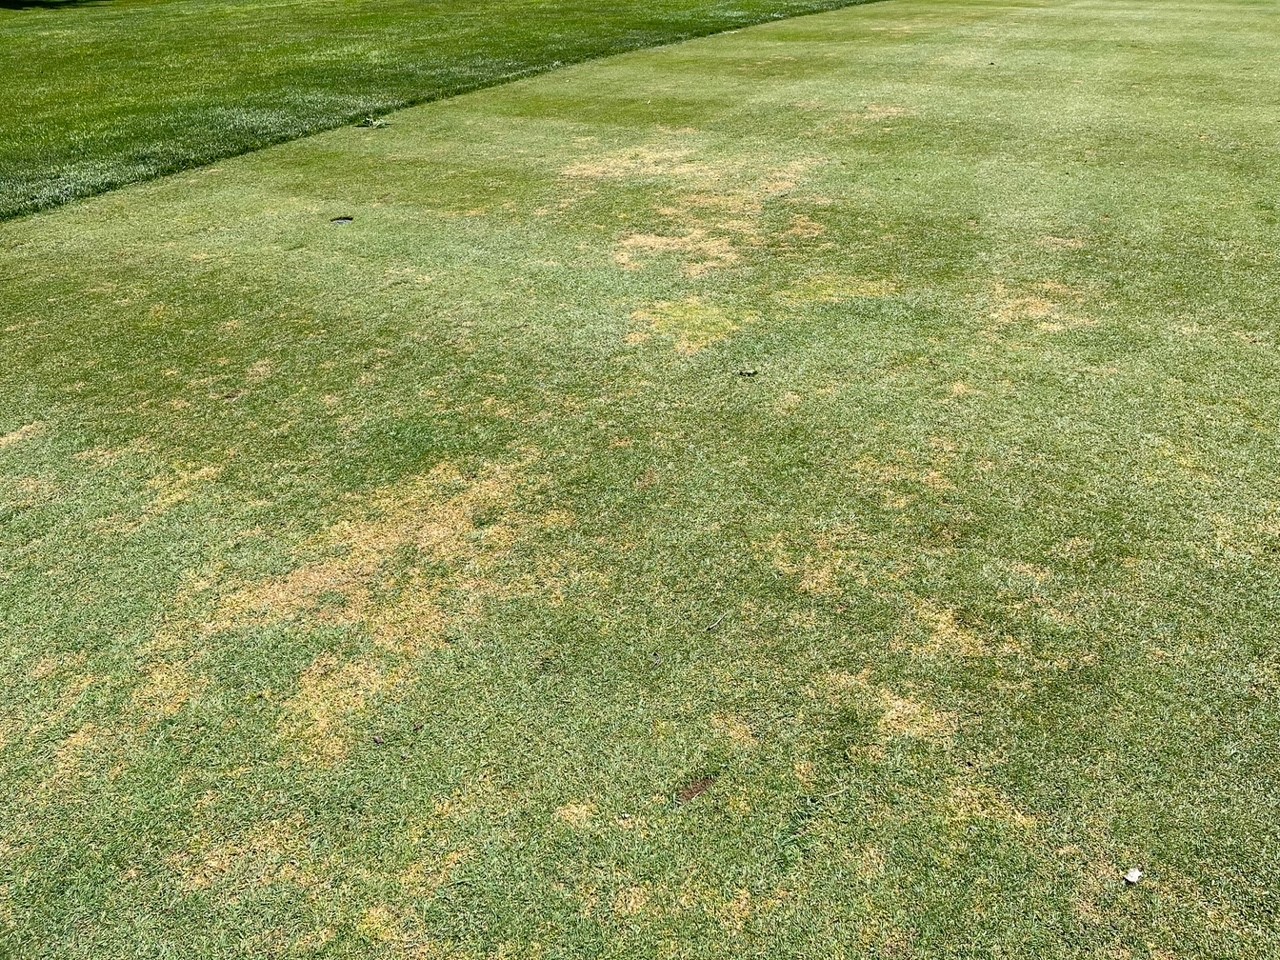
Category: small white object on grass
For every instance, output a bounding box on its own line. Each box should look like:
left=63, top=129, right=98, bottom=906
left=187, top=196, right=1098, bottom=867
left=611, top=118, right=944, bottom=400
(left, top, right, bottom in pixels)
left=1123, top=868, right=1144, bottom=885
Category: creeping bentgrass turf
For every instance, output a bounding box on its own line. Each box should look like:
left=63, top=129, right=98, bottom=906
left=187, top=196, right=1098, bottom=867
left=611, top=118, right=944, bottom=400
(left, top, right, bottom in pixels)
left=0, top=0, right=874, bottom=221
left=2, top=0, right=1280, bottom=956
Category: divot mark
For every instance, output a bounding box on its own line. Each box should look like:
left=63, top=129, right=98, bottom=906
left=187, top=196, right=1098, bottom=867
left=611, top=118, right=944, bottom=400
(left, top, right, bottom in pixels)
left=676, top=774, right=718, bottom=804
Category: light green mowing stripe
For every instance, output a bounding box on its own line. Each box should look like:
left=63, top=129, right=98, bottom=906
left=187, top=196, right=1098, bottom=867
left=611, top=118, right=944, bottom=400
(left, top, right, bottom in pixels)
left=0, top=0, right=879, bottom=221
left=1, top=0, right=1279, bottom=956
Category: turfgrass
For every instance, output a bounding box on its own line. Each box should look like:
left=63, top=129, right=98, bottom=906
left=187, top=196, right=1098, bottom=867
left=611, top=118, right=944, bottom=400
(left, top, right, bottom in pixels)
left=0, top=0, right=874, bottom=221
left=2, top=0, right=1279, bottom=955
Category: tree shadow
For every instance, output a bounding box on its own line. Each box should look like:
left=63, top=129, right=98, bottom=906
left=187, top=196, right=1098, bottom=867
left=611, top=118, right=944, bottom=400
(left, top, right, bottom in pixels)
left=0, top=0, right=110, bottom=9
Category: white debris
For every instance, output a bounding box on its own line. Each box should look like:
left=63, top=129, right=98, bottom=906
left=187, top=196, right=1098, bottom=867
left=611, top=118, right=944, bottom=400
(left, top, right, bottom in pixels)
left=1123, top=868, right=1144, bottom=885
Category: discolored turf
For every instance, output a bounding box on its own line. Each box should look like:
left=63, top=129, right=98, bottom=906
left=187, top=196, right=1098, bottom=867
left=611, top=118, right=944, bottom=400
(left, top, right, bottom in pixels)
left=1, top=0, right=1278, bottom=955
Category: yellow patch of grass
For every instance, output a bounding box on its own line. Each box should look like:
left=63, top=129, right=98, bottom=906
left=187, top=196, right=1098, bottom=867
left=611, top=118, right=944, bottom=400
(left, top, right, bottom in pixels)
left=215, top=461, right=522, bottom=651
left=782, top=274, right=898, bottom=304
left=945, top=781, right=1036, bottom=831
left=563, top=146, right=717, bottom=182
left=401, top=849, right=471, bottom=898
left=613, top=884, right=652, bottom=916
left=710, top=713, right=758, bottom=749
left=554, top=801, right=599, bottom=828
left=131, top=662, right=205, bottom=721
left=819, top=669, right=957, bottom=743
left=170, top=817, right=312, bottom=892
left=906, top=600, right=991, bottom=656
left=281, top=655, right=389, bottom=764
left=630, top=297, right=744, bottom=354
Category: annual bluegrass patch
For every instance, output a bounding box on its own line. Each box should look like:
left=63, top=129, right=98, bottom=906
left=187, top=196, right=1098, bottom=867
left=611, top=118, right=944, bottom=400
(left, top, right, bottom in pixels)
left=1, top=0, right=1279, bottom=956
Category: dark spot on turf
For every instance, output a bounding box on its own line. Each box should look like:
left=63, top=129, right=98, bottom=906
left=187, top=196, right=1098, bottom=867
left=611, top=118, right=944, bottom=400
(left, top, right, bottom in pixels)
left=331, top=216, right=354, bottom=225
left=676, top=774, right=717, bottom=804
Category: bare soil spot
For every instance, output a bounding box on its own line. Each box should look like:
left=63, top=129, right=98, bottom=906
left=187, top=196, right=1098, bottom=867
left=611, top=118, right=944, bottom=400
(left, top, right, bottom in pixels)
left=676, top=774, right=718, bottom=804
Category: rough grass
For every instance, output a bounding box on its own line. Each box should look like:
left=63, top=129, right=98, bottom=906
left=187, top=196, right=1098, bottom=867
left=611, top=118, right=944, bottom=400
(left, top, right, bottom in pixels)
left=0, top=0, right=875, bottom=221
left=2, top=0, right=1279, bottom=956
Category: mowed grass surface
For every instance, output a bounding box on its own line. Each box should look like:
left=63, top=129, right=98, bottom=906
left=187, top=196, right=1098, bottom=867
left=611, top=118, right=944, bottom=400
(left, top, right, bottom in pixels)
left=0, top=0, right=872, bottom=221
left=3, top=0, right=1280, bottom=955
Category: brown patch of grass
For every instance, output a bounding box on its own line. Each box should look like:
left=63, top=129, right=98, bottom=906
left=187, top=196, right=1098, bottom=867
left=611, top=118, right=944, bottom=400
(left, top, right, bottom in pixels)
left=400, top=849, right=470, bottom=898
left=613, top=884, right=652, bottom=917
left=614, top=230, right=738, bottom=277
left=0, top=421, right=43, bottom=450
left=1038, top=235, right=1087, bottom=251
left=986, top=280, right=1094, bottom=332
left=357, top=905, right=402, bottom=943
left=143, top=464, right=223, bottom=519
left=775, top=391, right=803, bottom=415
left=131, top=662, right=205, bottom=721
left=945, top=781, right=1036, bottom=831
left=819, top=670, right=957, bottom=743
left=52, top=722, right=102, bottom=784
left=861, top=104, right=911, bottom=121
left=770, top=540, right=842, bottom=596
left=563, top=146, right=718, bottom=182
left=246, top=359, right=274, bottom=382
left=782, top=213, right=826, bottom=240
left=170, top=817, right=311, bottom=892
left=781, top=274, right=898, bottom=304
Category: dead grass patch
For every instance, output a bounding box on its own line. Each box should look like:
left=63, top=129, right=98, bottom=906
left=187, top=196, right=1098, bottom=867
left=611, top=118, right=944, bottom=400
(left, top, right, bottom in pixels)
left=131, top=662, right=206, bottom=721
left=563, top=146, right=718, bottom=182
left=170, top=817, right=311, bottom=892
left=819, top=669, right=957, bottom=743
left=781, top=274, right=898, bottom=304
left=613, top=884, right=652, bottom=916
left=710, top=713, right=758, bottom=749
left=400, top=849, right=470, bottom=898
left=0, top=421, right=43, bottom=450
left=904, top=600, right=991, bottom=656
left=945, top=781, right=1036, bottom=831
left=1037, top=235, right=1087, bottom=251
left=216, top=461, right=521, bottom=651
left=614, top=230, right=738, bottom=277
left=986, top=280, right=1094, bottom=333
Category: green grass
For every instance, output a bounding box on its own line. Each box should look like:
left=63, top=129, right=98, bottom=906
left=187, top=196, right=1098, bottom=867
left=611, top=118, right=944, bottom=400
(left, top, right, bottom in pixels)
left=2, top=0, right=1280, bottom=956
left=0, top=0, right=873, bottom=221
